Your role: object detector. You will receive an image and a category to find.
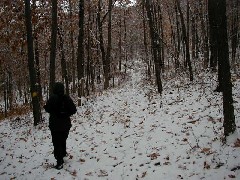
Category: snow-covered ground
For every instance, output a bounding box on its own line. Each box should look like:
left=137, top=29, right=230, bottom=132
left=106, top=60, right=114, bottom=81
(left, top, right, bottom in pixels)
left=0, top=59, right=240, bottom=180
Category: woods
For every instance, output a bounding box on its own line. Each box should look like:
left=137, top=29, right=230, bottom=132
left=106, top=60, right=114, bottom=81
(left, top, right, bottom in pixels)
left=0, top=0, right=239, bottom=137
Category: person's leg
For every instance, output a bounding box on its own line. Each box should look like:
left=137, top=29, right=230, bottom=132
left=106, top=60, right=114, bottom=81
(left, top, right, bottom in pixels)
left=51, top=131, right=58, bottom=160
left=51, top=131, right=64, bottom=169
left=62, top=130, right=69, bottom=157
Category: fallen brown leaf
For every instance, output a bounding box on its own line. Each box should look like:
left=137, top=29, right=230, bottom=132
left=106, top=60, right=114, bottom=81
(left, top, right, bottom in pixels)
left=204, top=161, right=210, bottom=169
left=201, top=148, right=211, bottom=153
left=228, top=174, right=236, bottom=178
left=71, top=170, right=77, bottom=177
left=233, top=139, right=240, bottom=147
left=141, top=171, right=147, bottom=178
left=147, top=153, right=160, bottom=160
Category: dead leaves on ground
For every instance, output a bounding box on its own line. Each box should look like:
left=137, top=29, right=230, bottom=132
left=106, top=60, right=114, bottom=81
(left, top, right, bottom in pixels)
left=233, top=138, right=240, bottom=148
left=200, top=148, right=215, bottom=155
left=147, top=152, right=160, bottom=160
left=98, top=169, right=108, bottom=177
left=204, top=161, right=211, bottom=169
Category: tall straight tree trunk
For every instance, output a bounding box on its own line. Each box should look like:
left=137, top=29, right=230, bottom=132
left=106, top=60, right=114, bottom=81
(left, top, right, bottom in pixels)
left=123, top=9, right=128, bottom=73
left=77, top=0, right=84, bottom=105
left=142, top=2, right=151, bottom=78
left=97, top=0, right=112, bottom=89
left=208, top=0, right=223, bottom=91
left=24, top=0, right=42, bottom=126
left=34, top=38, right=43, bottom=101
left=49, top=0, right=58, bottom=95
left=176, top=0, right=193, bottom=81
left=4, top=79, right=7, bottom=117
left=191, top=7, right=196, bottom=60
left=175, top=3, right=181, bottom=62
left=209, top=0, right=236, bottom=137
left=97, top=0, right=113, bottom=90
left=97, top=0, right=105, bottom=80
left=231, top=0, right=239, bottom=71
left=58, top=26, right=69, bottom=95
left=6, top=71, right=13, bottom=110
left=118, top=14, right=122, bottom=72
left=208, top=0, right=218, bottom=71
left=86, top=2, right=91, bottom=96
left=199, top=0, right=209, bottom=68
left=105, top=0, right=113, bottom=89
left=217, top=0, right=236, bottom=137
left=69, top=0, right=76, bottom=93
left=33, top=0, right=42, bottom=102
left=144, top=0, right=163, bottom=94
left=158, top=4, right=165, bottom=71
left=167, top=4, right=179, bottom=70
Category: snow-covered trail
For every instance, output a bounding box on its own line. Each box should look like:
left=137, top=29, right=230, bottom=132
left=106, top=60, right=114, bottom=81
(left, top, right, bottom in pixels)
left=0, top=59, right=239, bottom=180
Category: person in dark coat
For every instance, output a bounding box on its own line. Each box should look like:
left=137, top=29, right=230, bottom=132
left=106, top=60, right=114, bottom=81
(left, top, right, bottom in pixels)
left=44, top=82, right=77, bottom=170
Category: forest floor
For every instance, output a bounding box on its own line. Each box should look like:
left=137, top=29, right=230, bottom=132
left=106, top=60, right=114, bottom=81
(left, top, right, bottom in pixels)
left=0, top=59, right=240, bottom=180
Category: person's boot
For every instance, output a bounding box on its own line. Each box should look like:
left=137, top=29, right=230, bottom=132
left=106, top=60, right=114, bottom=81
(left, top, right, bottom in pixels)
left=55, top=159, right=64, bottom=170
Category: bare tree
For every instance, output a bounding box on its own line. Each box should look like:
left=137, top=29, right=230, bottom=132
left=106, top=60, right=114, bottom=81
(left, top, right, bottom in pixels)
left=49, top=0, right=58, bottom=95
left=24, top=0, right=42, bottom=126
left=175, top=0, right=193, bottom=81
left=208, top=0, right=236, bottom=137
left=77, top=0, right=85, bottom=105
left=144, top=0, right=163, bottom=94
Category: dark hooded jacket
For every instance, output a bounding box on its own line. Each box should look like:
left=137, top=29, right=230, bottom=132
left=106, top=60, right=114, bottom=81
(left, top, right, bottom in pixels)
left=44, top=82, right=77, bottom=131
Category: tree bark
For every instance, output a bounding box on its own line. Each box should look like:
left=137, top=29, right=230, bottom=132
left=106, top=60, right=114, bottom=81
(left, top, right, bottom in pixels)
left=49, top=0, right=58, bottom=95
left=58, top=26, right=69, bottom=95
left=208, top=0, right=218, bottom=71
left=142, top=2, right=151, bottom=78
left=77, top=0, right=85, bottom=105
left=24, top=0, right=42, bottom=126
left=105, top=0, right=113, bottom=89
left=97, top=0, right=106, bottom=87
left=217, top=0, right=236, bottom=137
left=69, top=0, right=76, bottom=93
left=208, top=0, right=223, bottom=92
left=176, top=0, right=193, bottom=81
left=231, top=0, right=239, bottom=72
left=144, top=0, right=163, bottom=94
left=209, top=0, right=236, bottom=137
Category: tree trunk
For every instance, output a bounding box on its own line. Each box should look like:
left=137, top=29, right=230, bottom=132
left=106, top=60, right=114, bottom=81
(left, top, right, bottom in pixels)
left=49, top=0, right=58, bottom=95
left=208, top=0, right=236, bottom=137
left=34, top=37, right=43, bottom=101
left=118, top=14, right=122, bottom=72
left=144, top=0, right=163, bottom=94
left=208, top=0, right=223, bottom=92
left=32, top=0, right=42, bottom=102
left=208, top=0, right=218, bottom=71
left=124, top=9, right=128, bottom=74
left=24, top=0, right=42, bottom=126
left=77, top=0, right=85, bottom=105
left=58, top=26, right=69, bottom=95
left=176, top=0, right=193, bottom=81
left=231, top=0, right=239, bottom=72
left=217, top=0, right=236, bottom=137
left=69, top=0, right=76, bottom=93
left=7, top=70, right=13, bottom=110
left=158, top=3, right=165, bottom=72
left=199, top=0, right=209, bottom=68
left=142, top=2, right=151, bottom=78
left=191, top=7, right=196, bottom=60
left=174, top=3, right=181, bottom=63
left=97, top=0, right=105, bottom=85
left=105, top=0, right=113, bottom=89
left=4, top=81, right=7, bottom=117
left=86, top=3, right=91, bottom=96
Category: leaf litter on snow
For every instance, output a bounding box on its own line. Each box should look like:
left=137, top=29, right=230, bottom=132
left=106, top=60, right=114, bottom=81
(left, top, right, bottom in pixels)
left=0, top=59, right=240, bottom=179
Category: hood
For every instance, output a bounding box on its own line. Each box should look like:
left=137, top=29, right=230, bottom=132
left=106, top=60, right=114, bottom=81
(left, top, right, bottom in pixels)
left=53, top=82, right=64, bottom=96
